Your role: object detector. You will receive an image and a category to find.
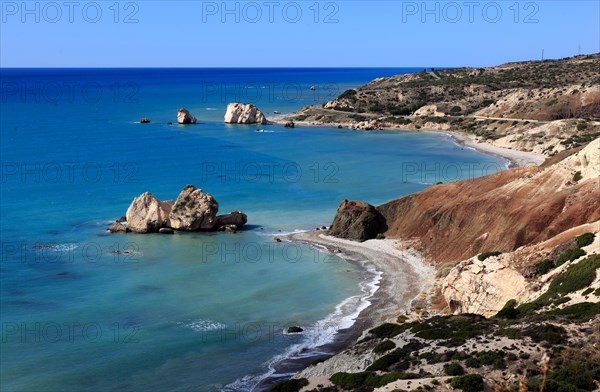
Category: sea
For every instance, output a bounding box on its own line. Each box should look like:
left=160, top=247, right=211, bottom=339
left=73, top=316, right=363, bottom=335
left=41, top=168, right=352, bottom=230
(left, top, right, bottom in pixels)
left=0, top=68, right=507, bottom=391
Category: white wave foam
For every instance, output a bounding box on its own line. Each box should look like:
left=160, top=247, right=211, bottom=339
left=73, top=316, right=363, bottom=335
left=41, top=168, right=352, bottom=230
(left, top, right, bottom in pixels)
left=222, top=248, right=382, bottom=392
left=177, top=319, right=227, bottom=332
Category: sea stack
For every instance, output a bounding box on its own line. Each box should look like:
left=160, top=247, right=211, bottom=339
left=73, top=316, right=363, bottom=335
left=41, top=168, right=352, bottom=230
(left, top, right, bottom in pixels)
left=224, top=103, right=268, bottom=124
left=177, top=108, right=197, bottom=124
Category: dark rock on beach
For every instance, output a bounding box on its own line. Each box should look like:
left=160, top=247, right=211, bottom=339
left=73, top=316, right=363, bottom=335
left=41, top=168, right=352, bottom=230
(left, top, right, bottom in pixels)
left=328, top=199, right=387, bottom=242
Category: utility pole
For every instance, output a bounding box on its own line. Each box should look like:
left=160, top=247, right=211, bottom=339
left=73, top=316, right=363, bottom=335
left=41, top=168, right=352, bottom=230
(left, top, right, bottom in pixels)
left=578, top=44, right=582, bottom=56
left=541, top=49, right=544, bottom=61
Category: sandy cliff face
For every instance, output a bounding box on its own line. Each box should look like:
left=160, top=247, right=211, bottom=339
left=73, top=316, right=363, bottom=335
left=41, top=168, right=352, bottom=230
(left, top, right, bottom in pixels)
left=442, top=221, right=600, bottom=317
left=377, top=138, right=600, bottom=264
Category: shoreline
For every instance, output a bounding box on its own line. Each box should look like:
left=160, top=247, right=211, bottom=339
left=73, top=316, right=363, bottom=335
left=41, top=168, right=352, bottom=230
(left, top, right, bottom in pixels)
left=257, top=231, right=435, bottom=389
left=270, top=117, right=546, bottom=169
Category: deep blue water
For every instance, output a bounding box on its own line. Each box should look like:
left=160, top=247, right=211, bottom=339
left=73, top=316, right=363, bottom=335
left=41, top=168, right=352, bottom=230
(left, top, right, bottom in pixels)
left=0, top=68, right=506, bottom=391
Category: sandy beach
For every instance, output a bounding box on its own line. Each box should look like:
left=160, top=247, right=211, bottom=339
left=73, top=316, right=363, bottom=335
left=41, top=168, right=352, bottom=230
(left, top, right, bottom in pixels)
left=444, top=129, right=546, bottom=168
left=285, top=232, right=435, bottom=329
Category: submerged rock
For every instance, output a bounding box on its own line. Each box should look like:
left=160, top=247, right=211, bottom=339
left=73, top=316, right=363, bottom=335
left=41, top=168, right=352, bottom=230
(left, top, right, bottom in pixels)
left=224, top=103, right=268, bottom=124
left=287, top=326, right=304, bottom=333
left=328, top=199, right=387, bottom=242
left=139, top=118, right=151, bottom=123
left=159, top=228, right=174, bottom=234
left=177, top=108, right=197, bottom=124
left=169, top=185, right=219, bottom=231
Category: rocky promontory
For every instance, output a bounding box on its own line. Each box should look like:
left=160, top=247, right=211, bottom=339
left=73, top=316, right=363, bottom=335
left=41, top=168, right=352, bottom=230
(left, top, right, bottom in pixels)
left=108, top=185, right=247, bottom=234
left=224, top=103, right=268, bottom=124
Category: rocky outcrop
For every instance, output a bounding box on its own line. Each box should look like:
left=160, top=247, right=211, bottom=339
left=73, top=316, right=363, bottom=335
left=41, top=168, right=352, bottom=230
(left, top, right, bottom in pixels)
left=177, top=108, right=197, bottom=124
left=442, top=254, right=528, bottom=317
left=111, top=185, right=247, bottom=234
left=214, top=211, right=248, bottom=229
left=139, top=118, right=151, bottom=123
left=352, top=120, right=381, bottom=131
left=108, top=221, right=129, bottom=233
left=328, top=200, right=387, bottom=242
left=125, top=193, right=174, bottom=233
left=169, top=185, right=219, bottom=231
left=224, top=103, right=268, bottom=124
left=284, top=121, right=295, bottom=128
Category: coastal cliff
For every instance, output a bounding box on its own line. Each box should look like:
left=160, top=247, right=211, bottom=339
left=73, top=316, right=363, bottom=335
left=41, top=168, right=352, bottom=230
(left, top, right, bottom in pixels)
left=272, top=56, right=600, bottom=392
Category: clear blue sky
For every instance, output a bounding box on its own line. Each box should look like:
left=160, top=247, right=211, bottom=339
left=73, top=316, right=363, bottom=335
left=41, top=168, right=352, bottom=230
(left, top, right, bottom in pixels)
left=1, top=0, right=598, bottom=67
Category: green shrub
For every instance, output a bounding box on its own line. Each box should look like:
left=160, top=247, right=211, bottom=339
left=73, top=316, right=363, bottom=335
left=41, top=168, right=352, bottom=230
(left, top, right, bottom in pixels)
left=478, top=251, right=502, bottom=261
left=338, top=89, right=357, bottom=100
left=581, top=287, right=593, bottom=296
left=572, top=171, right=582, bottom=182
left=556, top=248, right=586, bottom=266
left=495, top=299, right=519, bottom=319
left=524, top=324, right=566, bottom=344
left=370, top=323, right=411, bottom=339
left=450, top=106, right=462, bottom=114
left=367, top=348, right=410, bottom=371
left=535, top=259, right=556, bottom=276
left=373, top=340, right=396, bottom=354
left=330, top=371, right=419, bottom=389
left=267, top=378, right=309, bottom=392
left=464, top=357, right=481, bottom=368
left=449, top=374, right=484, bottom=392
left=518, top=255, right=600, bottom=315
left=576, top=122, right=588, bottom=131
left=444, top=362, right=465, bottom=376
left=575, top=232, right=595, bottom=248
left=476, top=351, right=505, bottom=369
left=496, top=327, right=522, bottom=339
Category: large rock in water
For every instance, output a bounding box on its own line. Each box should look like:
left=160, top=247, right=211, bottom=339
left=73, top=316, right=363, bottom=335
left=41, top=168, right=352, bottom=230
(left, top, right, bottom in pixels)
left=169, top=185, right=219, bottom=231
left=177, top=108, right=197, bottom=124
left=126, top=193, right=174, bottom=233
left=224, top=103, right=268, bottom=124
left=328, top=200, right=387, bottom=241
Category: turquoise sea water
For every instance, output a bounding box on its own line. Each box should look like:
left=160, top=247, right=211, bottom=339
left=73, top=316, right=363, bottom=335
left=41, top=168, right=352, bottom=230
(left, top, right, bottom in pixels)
left=0, top=68, right=506, bottom=391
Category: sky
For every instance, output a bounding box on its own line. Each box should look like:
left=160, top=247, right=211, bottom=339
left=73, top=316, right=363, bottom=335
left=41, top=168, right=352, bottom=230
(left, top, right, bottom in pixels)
left=1, top=0, right=599, bottom=67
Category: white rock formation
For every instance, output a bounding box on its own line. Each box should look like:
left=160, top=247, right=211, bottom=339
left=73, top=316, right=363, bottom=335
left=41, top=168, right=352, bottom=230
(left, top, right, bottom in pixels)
left=224, top=103, right=268, bottom=124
